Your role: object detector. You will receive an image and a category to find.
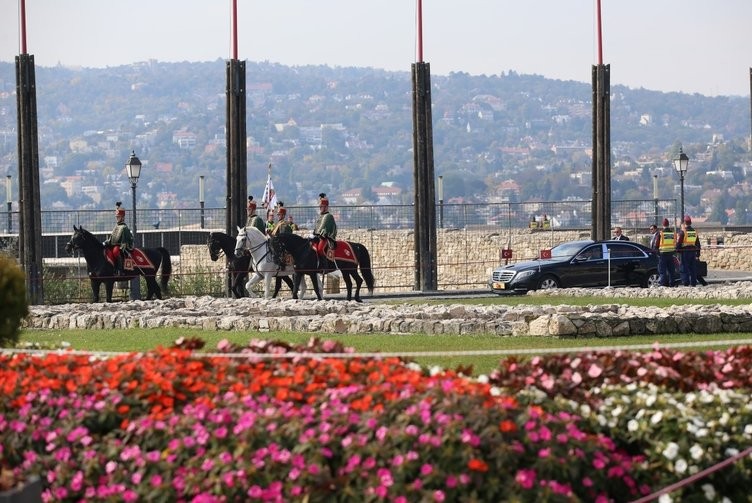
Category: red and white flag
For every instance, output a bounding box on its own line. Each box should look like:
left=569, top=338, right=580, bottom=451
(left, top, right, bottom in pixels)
left=262, top=165, right=277, bottom=209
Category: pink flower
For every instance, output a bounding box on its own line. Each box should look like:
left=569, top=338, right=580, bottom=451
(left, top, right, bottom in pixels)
left=433, top=490, right=446, bottom=502
left=445, top=475, right=458, bottom=488
left=421, top=463, right=433, bottom=476
left=150, top=474, right=163, bottom=487
left=515, top=469, right=537, bottom=490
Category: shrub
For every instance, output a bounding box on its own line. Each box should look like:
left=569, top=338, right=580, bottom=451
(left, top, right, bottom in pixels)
left=0, top=254, right=28, bottom=346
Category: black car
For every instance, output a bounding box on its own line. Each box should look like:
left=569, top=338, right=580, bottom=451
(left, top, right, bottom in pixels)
left=488, top=240, right=660, bottom=294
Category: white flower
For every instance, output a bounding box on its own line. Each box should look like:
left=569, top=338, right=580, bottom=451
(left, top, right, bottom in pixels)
left=658, top=494, right=673, bottom=503
left=650, top=411, right=664, bottom=424
left=719, top=412, right=729, bottom=426
left=725, top=447, right=739, bottom=457
left=597, top=414, right=607, bottom=427
left=662, top=442, right=679, bottom=460
left=701, top=483, right=716, bottom=501
left=476, top=374, right=489, bottom=384
left=745, top=424, right=752, bottom=435
left=685, top=392, right=696, bottom=403
left=635, top=408, right=645, bottom=419
left=674, top=458, right=688, bottom=474
left=695, top=428, right=708, bottom=438
left=645, top=395, right=657, bottom=407
left=627, top=419, right=639, bottom=432
left=689, top=444, right=704, bottom=460
left=489, top=386, right=501, bottom=397
left=611, top=406, right=623, bottom=417
left=580, top=404, right=591, bottom=416
left=429, top=366, right=442, bottom=376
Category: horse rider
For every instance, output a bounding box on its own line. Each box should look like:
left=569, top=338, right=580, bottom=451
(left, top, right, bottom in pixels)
left=312, top=193, right=337, bottom=259
left=265, top=208, right=276, bottom=235
left=246, top=196, right=266, bottom=236
left=104, top=201, right=133, bottom=276
left=271, top=202, right=292, bottom=236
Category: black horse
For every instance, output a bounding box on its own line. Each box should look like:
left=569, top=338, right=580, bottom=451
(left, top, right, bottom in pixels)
left=269, top=233, right=375, bottom=302
left=207, top=231, right=294, bottom=298
left=65, top=225, right=172, bottom=302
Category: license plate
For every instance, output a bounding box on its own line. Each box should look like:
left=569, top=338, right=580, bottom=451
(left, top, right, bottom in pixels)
left=493, top=282, right=505, bottom=290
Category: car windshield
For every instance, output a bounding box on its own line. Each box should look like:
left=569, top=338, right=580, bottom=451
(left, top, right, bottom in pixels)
left=550, top=241, right=591, bottom=258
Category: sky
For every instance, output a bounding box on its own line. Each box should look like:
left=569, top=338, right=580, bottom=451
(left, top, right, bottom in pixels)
left=1, top=0, right=751, bottom=97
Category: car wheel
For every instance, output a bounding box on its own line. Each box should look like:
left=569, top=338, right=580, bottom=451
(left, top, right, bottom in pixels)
left=646, top=271, right=661, bottom=288
left=537, top=274, right=560, bottom=290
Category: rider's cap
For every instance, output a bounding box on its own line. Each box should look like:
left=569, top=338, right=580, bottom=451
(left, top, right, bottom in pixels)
left=247, top=196, right=257, bottom=212
left=684, top=215, right=692, bottom=224
left=277, top=205, right=287, bottom=217
left=115, top=201, right=125, bottom=217
left=318, top=193, right=329, bottom=206
left=662, top=218, right=670, bottom=227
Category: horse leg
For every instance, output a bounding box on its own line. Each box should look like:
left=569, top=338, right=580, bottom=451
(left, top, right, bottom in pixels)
left=92, top=280, right=101, bottom=303
left=263, top=274, right=273, bottom=299
left=309, top=273, right=323, bottom=300
left=352, top=272, right=364, bottom=302
left=341, top=272, right=354, bottom=301
left=297, top=274, right=306, bottom=299
left=104, top=280, right=113, bottom=303
left=146, top=275, right=161, bottom=300
left=245, top=273, right=262, bottom=296
left=272, top=277, right=283, bottom=298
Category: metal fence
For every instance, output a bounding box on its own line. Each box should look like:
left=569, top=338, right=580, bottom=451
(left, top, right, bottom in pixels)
left=2, top=198, right=678, bottom=254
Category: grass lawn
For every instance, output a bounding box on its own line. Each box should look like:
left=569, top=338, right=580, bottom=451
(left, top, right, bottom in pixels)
left=18, top=294, right=752, bottom=375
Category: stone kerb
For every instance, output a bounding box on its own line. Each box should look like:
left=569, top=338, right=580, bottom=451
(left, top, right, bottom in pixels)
left=23, top=285, right=752, bottom=337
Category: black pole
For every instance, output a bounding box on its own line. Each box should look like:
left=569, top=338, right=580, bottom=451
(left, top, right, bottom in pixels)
left=411, top=62, right=437, bottom=291
left=226, top=59, right=247, bottom=297
left=591, top=64, right=611, bottom=241
left=16, top=53, right=43, bottom=304
left=680, top=173, right=685, bottom=221
left=130, top=181, right=140, bottom=300
left=199, top=175, right=205, bottom=229
left=6, top=175, right=10, bottom=233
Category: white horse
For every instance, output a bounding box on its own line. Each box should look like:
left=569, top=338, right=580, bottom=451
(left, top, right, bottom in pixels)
left=234, top=226, right=319, bottom=300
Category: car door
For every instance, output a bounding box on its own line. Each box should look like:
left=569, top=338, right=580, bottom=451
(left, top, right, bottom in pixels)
left=566, top=243, right=607, bottom=287
left=606, top=242, right=644, bottom=286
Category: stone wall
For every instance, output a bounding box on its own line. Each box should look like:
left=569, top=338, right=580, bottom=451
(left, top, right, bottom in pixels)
left=177, top=229, right=752, bottom=293
left=23, top=284, right=752, bottom=337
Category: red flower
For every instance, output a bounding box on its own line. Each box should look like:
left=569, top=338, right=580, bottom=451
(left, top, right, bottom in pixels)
left=468, top=458, right=489, bottom=472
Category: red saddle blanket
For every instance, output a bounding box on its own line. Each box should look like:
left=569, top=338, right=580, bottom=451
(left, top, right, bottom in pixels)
left=315, top=240, right=357, bottom=264
left=104, top=247, right=156, bottom=270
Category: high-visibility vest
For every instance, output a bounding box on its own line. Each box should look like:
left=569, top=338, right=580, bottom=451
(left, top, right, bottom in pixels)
left=682, top=229, right=698, bottom=249
left=658, top=229, right=675, bottom=253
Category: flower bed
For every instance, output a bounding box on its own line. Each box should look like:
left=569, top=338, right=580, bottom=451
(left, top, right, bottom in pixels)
left=1, top=339, right=751, bottom=501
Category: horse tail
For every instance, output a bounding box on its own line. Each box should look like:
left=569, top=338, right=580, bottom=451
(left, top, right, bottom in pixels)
left=158, top=247, right=172, bottom=293
left=354, top=243, right=375, bottom=294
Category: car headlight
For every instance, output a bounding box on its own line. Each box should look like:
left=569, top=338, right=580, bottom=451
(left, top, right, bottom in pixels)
left=515, top=270, right=536, bottom=280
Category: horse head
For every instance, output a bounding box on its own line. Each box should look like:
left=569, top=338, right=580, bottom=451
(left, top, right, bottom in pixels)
left=234, top=227, right=248, bottom=258
left=66, top=225, right=85, bottom=254
left=235, top=226, right=267, bottom=259
left=207, top=233, right=222, bottom=261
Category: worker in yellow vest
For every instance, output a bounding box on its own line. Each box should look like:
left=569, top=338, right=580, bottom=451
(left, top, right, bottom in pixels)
left=657, top=218, right=676, bottom=287
left=676, top=215, right=700, bottom=287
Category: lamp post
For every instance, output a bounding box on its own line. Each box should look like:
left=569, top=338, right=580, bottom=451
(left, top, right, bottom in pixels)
left=437, top=175, right=444, bottom=229
left=125, top=151, right=142, bottom=300
left=5, top=175, right=11, bottom=233
left=673, top=146, right=689, bottom=221
left=199, top=175, right=205, bottom=229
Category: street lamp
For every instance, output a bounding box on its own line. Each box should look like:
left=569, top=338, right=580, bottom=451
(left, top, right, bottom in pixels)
left=125, top=151, right=142, bottom=300
left=5, top=175, right=11, bottom=233
left=199, top=175, right=205, bottom=229
left=673, top=146, right=689, bottom=221
left=437, top=175, right=444, bottom=229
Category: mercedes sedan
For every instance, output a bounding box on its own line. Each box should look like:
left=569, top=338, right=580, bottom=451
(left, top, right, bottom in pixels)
left=488, top=240, right=660, bottom=294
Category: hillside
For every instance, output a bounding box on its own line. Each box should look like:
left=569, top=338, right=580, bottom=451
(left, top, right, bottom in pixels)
left=0, top=60, right=749, bottom=221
